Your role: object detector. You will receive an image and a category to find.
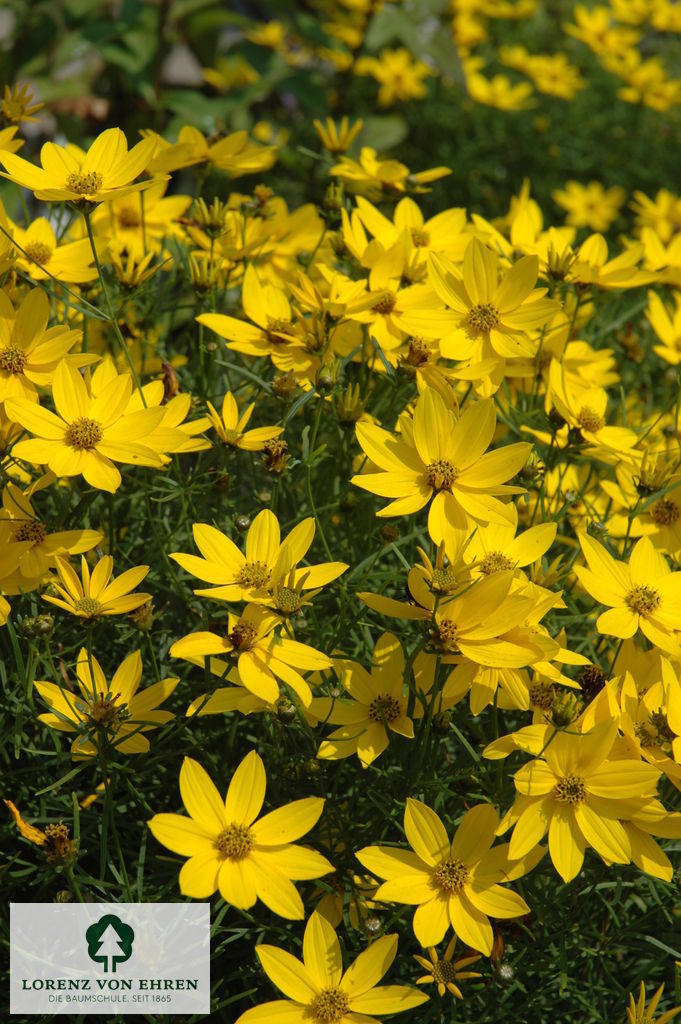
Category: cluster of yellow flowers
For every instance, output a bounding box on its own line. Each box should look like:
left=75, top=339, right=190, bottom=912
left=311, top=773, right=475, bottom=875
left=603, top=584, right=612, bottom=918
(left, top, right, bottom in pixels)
left=4, top=89, right=681, bottom=1019
left=195, top=0, right=681, bottom=115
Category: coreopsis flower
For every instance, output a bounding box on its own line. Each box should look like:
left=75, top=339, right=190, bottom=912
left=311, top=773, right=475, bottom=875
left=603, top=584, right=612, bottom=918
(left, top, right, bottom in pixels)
left=626, top=982, right=681, bottom=1024
left=4, top=800, right=76, bottom=863
left=405, top=237, right=558, bottom=363
left=1, top=84, right=43, bottom=125
left=464, top=505, right=556, bottom=578
left=566, top=234, right=653, bottom=289
left=352, top=387, right=530, bottom=540
left=148, top=751, right=332, bottom=917
left=0, top=127, right=159, bottom=205
left=196, top=264, right=303, bottom=363
left=0, top=479, right=103, bottom=579
left=357, top=801, right=540, bottom=953
left=6, top=359, right=165, bottom=492
left=42, top=554, right=151, bottom=620
left=547, top=362, right=638, bottom=450
left=618, top=668, right=681, bottom=796
left=573, top=533, right=681, bottom=657
left=313, top=116, right=364, bottom=154
left=501, top=721, right=661, bottom=882
left=464, top=59, right=535, bottom=110
left=235, top=910, right=427, bottom=1023
left=413, top=937, right=482, bottom=999
left=170, top=602, right=331, bottom=705
left=0, top=288, right=90, bottom=405
left=34, top=648, right=177, bottom=757
left=552, top=181, right=626, bottom=232
left=311, top=633, right=436, bottom=766
left=354, top=48, right=431, bottom=106
left=206, top=390, right=283, bottom=451
left=144, top=126, right=276, bottom=177
left=171, top=509, right=347, bottom=609
left=331, top=147, right=450, bottom=200
left=12, top=217, right=101, bottom=283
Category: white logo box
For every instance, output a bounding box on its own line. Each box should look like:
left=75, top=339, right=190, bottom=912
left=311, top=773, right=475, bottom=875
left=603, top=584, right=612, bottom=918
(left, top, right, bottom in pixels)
left=10, top=903, right=210, bottom=1015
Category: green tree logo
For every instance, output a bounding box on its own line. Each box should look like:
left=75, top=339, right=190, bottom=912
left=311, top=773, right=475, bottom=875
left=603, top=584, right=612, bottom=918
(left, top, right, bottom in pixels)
left=86, top=914, right=135, bottom=973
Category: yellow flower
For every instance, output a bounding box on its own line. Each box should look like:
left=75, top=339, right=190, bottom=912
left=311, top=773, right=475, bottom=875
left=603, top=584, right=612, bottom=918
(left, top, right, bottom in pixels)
left=354, top=48, right=431, bottom=106
left=1, top=84, right=43, bottom=125
left=464, top=59, right=535, bottom=110
left=573, top=533, right=681, bottom=657
left=313, top=116, right=364, bottom=154
left=148, top=751, right=332, bottom=917
left=626, top=982, right=681, bottom=1024
left=331, top=147, right=450, bottom=200
left=0, top=478, right=103, bottom=579
left=34, top=648, right=177, bottom=758
left=552, top=181, right=626, bottom=232
left=357, top=801, right=540, bottom=954
left=503, top=721, right=661, bottom=882
left=413, top=937, right=482, bottom=999
left=409, top=237, right=558, bottom=364
left=0, top=127, right=159, bottom=205
left=6, top=359, right=165, bottom=492
left=42, top=554, right=151, bottom=619
left=171, top=509, right=347, bottom=610
left=144, top=126, right=276, bottom=177
left=236, top=910, right=428, bottom=1023
left=11, top=216, right=102, bottom=283
left=311, top=633, right=436, bottom=766
left=170, top=601, right=331, bottom=706
left=0, top=288, right=91, bottom=405
left=206, top=390, right=283, bottom=450
left=352, top=387, right=530, bottom=539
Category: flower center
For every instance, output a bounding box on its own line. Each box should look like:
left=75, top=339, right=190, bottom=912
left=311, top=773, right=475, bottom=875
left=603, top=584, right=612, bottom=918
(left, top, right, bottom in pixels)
left=227, top=620, right=258, bottom=652
left=625, top=585, right=661, bottom=616
left=529, top=680, right=555, bottom=711
left=403, top=336, right=431, bottom=367
left=215, top=822, right=253, bottom=860
left=577, top=406, right=605, bottom=433
left=433, top=857, right=470, bottom=894
left=552, top=774, right=586, bottom=804
left=434, top=619, right=459, bottom=652
left=117, top=207, right=141, bottom=228
left=266, top=316, right=295, bottom=342
left=372, top=290, right=397, bottom=315
left=479, top=551, right=516, bottom=574
left=431, top=959, right=460, bottom=984
left=431, top=566, right=459, bottom=592
left=65, top=417, right=103, bottom=451
left=74, top=597, right=102, bottom=618
left=23, top=241, right=52, bottom=265
left=651, top=497, right=680, bottom=526
left=0, top=344, right=27, bottom=374
left=65, top=171, right=104, bottom=196
left=426, top=458, right=459, bottom=491
left=237, top=560, right=272, bottom=589
left=14, top=520, right=47, bottom=544
left=274, top=586, right=302, bottom=615
left=368, top=693, right=401, bottom=723
left=309, top=987, right=350, bottom=1024
left=467, top=303, right=499, bottom=333
left=88, top=692, right=123, bottom=727
left=410, top=227, right=430, bottom=247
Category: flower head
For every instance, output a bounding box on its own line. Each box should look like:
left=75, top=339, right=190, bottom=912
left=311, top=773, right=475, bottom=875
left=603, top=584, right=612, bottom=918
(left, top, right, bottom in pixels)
left=148, top=751, right=332, bottom=917
left=43, top=555, right=151, bottom=620
left=236, top=910, right=428, bottom=1022
left=35, top=648, right=177, bottom=758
